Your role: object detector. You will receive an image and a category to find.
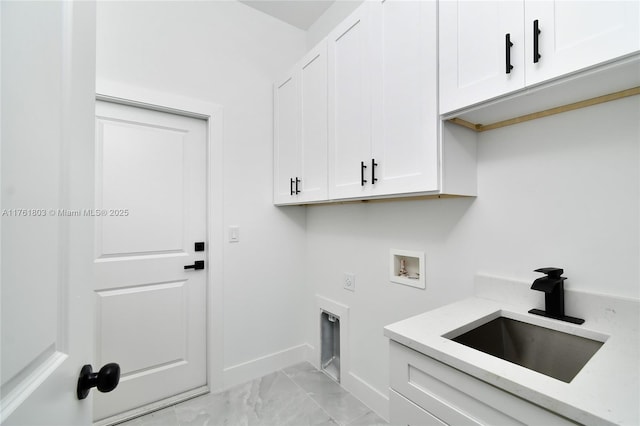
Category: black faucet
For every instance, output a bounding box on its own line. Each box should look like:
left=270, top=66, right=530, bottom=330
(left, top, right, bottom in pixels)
left=528, top=267, right=584, bottom=324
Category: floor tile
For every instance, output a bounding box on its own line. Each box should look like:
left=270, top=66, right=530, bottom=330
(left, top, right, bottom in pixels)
left=346, top=411, right=389, bottom=426
left=117, top=363, right=388, bottom=426
left=307, top=390, right=370, bottom=425
left=283, top=363, right=344, bottom=396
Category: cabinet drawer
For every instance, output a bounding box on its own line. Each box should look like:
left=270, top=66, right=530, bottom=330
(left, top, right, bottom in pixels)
left=390, top=388, right=446, bottom=426
left=389, top=341, right=576, bottom=425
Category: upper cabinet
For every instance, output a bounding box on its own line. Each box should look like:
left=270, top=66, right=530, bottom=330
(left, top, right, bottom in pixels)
left=299, top=43, right=329, bottom=203
left=275, top=0, right=638, bottom=205
left=274, top=0, right=477, bottom=205
left=439, top=1, right=525, bottom=114
left=274, top=69, right=300, bottom=204
left=326, top=0, right=473, bottom=201
left=369, top=0, right=439, bottom=196
left=440, top=0, right=640, bottom=115
left=524, top=1, right=640, bottom=86
left=274, top=41, right=328, bottom=205
left=327, top=3, right=373, bottom=200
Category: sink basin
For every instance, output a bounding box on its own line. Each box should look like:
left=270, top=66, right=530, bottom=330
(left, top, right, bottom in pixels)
left=444, top=315, right=605, bottom=383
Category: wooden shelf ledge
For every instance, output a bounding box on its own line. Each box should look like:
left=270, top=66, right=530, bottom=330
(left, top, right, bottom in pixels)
left=448, top=86, right=640, bottom=133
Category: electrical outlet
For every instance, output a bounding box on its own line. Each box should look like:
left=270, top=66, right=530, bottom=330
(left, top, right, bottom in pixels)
left=343, top=273, right=355, bottom=292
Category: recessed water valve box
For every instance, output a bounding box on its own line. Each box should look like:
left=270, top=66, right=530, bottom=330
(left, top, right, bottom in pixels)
left=390, top=249, right=425, bottom=289
left=321, top=310, right=340, bottom=382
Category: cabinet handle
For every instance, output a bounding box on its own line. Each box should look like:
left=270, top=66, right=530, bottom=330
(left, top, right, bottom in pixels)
left=533, top=19, right=541, bottom=63
left=505, top=33, right=514, bottom=74
left=290, top=178, right=295, bottom=196
left=295, top=177, right=301, bottom=194
left=360, top=161, right=368, bottom=186
left=371, top=158, right=378, bottom=184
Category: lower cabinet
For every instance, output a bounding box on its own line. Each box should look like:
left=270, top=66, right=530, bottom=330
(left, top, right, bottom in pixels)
left=390, top=389, right=446, bottom=426
left=388, top=341, right=577, bottom=425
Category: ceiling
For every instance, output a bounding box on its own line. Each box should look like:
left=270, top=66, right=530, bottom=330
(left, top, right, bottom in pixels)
left=238, top=0, right=336, bottom=30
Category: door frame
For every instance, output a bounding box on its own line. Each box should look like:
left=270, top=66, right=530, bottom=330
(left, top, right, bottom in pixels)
left=95, top=80, right=224, bottom=419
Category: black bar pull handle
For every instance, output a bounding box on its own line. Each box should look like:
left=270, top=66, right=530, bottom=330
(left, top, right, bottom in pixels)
left=184, top=260, right=205, bottom=270
left=360, top=161, right=368, bottom=186
left=290, top=178, right=295, bottom=196
left=505, top=33, right=514, bottom=74
left=533, top=19, right=541, bottom=63
left=295, top=177, right=301, bottom=194
left=371, top=158, right=378, bottom=184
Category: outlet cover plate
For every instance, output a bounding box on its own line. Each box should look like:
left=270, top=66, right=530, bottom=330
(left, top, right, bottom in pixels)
left=343, top=273, right=355, bottom=292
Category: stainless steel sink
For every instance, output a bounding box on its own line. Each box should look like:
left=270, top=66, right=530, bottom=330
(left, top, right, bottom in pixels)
left=445, top=316, right=605, bottom=383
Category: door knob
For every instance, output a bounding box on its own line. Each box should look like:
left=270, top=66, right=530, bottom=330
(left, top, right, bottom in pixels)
left=77, top=363, right=120, bottom=400
left=184, top=260, right=205, bottom=270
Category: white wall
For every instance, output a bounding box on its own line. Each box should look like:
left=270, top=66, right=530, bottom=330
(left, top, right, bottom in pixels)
left=305, top=96, right=640, bottom=411
left=96, top=1, right=308, bottom=389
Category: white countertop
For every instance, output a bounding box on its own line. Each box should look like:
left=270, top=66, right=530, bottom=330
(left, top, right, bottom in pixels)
left=383, top=274, right=640, bottom=425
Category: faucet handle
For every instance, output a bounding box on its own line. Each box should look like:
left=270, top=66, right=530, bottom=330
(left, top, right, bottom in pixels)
left=534, top=267, right=564, bottom=278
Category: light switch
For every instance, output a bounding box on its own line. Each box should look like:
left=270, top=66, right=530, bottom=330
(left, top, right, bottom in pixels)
left=229, top=226, right=240, bottom=243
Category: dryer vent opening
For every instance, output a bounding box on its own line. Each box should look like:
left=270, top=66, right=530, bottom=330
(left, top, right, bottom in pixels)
left=320, top=311, right=340, bottom=382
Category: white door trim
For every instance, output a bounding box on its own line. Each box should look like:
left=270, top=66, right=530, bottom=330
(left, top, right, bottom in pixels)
left=95, top=80, right=225, bottom=400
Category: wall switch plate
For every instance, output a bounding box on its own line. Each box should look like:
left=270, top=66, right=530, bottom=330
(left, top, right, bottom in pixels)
left=343, top=273, right=355, bottom=292
left=229, top=226, right=240, bottom=243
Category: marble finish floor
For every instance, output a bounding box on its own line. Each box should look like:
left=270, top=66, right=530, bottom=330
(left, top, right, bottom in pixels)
left=118, top=362, right=389, bottom=426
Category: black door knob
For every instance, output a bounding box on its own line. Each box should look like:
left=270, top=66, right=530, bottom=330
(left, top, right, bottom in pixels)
left=77, top=363, right=120, bottom=400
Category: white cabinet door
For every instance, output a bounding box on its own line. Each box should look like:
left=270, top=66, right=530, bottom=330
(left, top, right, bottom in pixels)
left=273, top=70, right=301, bottom=204
left=273, top=42, right=328, bottom=205
left=328, top=2, right=373, bottom=200
left=370, top=0, right=439, bottom=196
left=525, top=1, right=640, bottom=86
left=299, top=41, right=328, bottom=203
left=439, top=0, right=525, bottom=114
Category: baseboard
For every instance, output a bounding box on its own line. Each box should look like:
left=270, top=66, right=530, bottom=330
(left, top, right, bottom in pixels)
left=305, top=344, right=319, bottom=369
left=223, top=343, right=311, bottom=389
left=343, top=371, right=390, bottom=422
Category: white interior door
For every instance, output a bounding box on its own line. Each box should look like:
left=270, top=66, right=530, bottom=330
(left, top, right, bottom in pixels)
left=93, top=101, right=208, bottom=422
left=1, top=2, right=98, bottom=425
